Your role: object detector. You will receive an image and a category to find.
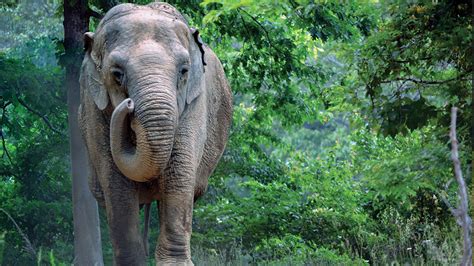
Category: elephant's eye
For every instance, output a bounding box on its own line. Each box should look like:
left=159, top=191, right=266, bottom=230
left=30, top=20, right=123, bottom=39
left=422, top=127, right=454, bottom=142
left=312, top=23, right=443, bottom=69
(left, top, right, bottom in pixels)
left=180, top=67, right=189, bottom=76
left=178, top=66, right=189, bottom=90
left=111, top=68, right=124, bottom=86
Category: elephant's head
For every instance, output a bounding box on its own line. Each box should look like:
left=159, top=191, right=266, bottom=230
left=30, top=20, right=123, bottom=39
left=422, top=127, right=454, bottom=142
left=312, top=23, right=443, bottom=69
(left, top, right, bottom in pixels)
left=81, top=3, right=206, bottom=182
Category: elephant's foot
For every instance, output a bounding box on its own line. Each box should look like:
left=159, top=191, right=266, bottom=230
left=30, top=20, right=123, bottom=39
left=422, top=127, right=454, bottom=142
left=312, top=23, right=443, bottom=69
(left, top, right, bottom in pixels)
left=155, top=245, right=193, bottom=266
left=156, top=259, right=194, bottom=266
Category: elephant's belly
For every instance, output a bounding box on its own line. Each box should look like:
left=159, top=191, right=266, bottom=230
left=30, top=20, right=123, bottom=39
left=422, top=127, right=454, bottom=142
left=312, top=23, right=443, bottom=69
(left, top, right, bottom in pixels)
left=138, top=180, right=161, bottom=204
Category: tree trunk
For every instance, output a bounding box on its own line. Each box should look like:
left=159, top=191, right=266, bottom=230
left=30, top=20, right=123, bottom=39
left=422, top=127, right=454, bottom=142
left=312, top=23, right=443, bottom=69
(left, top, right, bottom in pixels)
left=470, top=0, right=474, bottom=222
left=63, top=1, right=104, bottom=265
left=471, top=0, right=474, bottom=217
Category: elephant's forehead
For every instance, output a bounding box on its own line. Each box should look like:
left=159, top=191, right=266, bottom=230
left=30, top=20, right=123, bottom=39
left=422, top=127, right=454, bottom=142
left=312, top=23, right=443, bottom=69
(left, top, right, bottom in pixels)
left=102, top=11, right=188, bottom=50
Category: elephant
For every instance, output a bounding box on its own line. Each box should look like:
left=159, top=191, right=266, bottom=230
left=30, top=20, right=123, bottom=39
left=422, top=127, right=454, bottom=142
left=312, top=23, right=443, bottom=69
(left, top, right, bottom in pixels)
left=78, top=2, right=232, bottom=265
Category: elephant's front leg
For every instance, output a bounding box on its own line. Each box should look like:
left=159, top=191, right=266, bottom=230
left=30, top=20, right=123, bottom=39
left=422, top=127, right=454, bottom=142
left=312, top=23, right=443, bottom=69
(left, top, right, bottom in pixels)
left=104, top=170, right=146, bottom=266
left=155, top=147, right=196, bottom=266
left=156, top=192, right=194, bottom=265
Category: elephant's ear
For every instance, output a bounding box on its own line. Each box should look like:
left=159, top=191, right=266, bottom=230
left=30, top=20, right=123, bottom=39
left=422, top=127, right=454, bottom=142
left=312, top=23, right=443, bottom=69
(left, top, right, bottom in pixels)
left=81, top=32, right=109, bottom=111
left=186, top=28, right=206, bottom=105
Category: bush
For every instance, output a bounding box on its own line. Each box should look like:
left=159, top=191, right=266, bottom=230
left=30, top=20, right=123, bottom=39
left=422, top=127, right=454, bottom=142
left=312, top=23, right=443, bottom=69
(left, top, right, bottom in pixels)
left=193, top=140, right=378, bottom=263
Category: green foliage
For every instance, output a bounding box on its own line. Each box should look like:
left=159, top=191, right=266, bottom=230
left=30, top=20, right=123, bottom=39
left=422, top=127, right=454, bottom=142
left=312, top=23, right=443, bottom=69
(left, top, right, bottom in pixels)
left=0, top=231, right=4, bottom=264
left=192, top=0, right=374, bottom=136
left=0, top=0, right=63, bottom=67
left=0, top=47, right=70, bottom=265
left=34, top=248, right=67, bottom=266
left=256, top=235, right=368, bottom=265
left=353, top=0, right=472, bottom=138
left=0, top=0, right=470, bottom=264
left=193, top=144, right=378, bottom=262
left=363, top=206, right=462, bottom=265
left=0, top=0, right=71, bottom=262
left=353, top=126, right=454, bottom=210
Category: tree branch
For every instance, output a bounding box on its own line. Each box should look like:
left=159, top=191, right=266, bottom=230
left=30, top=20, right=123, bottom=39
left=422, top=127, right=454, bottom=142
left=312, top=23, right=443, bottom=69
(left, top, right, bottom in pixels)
left=288, top=0, right=305, bottom=20
left=438, top=195, right=462, bottom=226
left=238, top=8, right=271, bottom=45
left=238, top=12, right=253, bottom=43
left=438, top=179, right=463, bottom=225
left=0, top=129, right=12, bottom=164
left=16, top=98, right=65, bottom=136
left=96, top=0, right=119, bottom=13
left=88, top=7, right=103, bottom=20
left=449, top=107, right=472, bottom=266
left=1, top=102, right=12, bottom=164
left=0, top=208, right=36, bottom=258
left=381, top=72, right=470, bottom=85
left=393, top=56, right=433, bottom=64
left=237, top=7, right=285, bottom=58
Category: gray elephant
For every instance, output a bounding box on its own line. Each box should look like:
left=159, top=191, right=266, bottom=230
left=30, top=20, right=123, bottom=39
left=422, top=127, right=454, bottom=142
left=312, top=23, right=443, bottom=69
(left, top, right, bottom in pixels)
left=78, top=2, right=232, bottom=265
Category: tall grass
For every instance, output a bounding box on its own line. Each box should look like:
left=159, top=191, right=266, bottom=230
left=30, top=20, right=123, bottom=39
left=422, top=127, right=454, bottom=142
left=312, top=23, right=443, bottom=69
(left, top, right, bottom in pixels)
left=189, top=224, right=461, bottom=265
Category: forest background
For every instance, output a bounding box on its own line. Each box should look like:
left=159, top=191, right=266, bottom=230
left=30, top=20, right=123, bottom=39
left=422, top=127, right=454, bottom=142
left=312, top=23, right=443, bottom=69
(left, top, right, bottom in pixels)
left=0, top=0, right=472, bottom=264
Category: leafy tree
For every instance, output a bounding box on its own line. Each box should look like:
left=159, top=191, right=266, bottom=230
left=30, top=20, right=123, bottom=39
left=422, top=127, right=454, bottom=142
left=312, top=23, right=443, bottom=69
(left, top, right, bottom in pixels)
left=0, top=0, right=470, bottom=264
left=0, top=54, right=71, bottom=264
left=352, top=0, right=472, bottom=139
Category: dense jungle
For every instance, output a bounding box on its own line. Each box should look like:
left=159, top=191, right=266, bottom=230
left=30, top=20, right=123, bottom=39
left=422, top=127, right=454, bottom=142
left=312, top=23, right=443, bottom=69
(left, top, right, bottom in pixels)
left=0, top=0, right=472, bottom=265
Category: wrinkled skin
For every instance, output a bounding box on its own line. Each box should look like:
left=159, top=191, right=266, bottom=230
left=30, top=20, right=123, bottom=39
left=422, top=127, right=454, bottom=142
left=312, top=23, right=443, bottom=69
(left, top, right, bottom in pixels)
left=78, top=3, right=232, bottom=265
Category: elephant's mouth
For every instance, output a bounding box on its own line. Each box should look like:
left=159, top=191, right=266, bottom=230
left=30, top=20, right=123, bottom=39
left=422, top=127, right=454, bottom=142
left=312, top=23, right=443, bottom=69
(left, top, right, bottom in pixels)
left=128, top=116, right=137, bottom=147
left=110, top=98, right=176, bottom=182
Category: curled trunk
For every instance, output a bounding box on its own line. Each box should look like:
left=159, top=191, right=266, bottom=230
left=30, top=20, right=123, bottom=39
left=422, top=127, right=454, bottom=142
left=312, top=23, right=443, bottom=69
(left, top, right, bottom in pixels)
left=110, top=94, right=176, bottom=182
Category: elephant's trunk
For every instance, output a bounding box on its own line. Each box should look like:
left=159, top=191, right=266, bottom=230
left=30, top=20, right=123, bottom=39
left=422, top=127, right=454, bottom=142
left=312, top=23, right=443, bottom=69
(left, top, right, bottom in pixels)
left=110, top=91, right=176, bottom=182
